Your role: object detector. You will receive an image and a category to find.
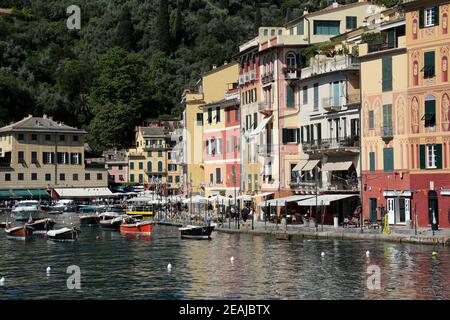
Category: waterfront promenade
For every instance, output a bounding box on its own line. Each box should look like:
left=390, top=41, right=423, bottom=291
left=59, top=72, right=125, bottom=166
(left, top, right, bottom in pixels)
left=216, top=221, right=450, bottom=246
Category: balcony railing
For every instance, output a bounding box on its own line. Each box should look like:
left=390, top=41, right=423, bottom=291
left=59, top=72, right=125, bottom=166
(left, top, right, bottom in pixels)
left=367, top=41, right=397, bottom=54
left=143, top=144, right=166, bottom=151
left=381, top=126, right=393, bottom=139
left=258, top=102, right=273, bottom=113
left=301, top=55, right=359, bottom=79
left=258, top=144, right=278, bottom=156
left=290, top=180, right=322, bottom=190
left=283, top=67, right=301, bottom=80
left=144, top=170, right=167, bottom=176
left=321, top=93, right=361, bottom=111
left=261, top=71, right=274, bottom=84
left=128, top=153, right=146, bottom=159
left=302, top=137, right=360, bottom=153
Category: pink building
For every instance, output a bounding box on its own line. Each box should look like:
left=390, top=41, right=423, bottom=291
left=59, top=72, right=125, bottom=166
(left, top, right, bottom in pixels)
left=103, top=149, right=128, bottom=185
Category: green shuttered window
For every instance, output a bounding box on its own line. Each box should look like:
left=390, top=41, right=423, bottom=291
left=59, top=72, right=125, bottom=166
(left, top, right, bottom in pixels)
left=369, top=152, right=376, bottom=172
left=383, top=148, right=394, bottom=172
left=287, top=85, right=295, bottom=108
left=424, top=51, right=435, bottom=78
left=382, top=56, right=392, bottom=92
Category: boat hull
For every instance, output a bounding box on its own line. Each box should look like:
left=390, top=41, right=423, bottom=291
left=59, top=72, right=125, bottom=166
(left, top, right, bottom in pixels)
left=120, top=222, right=153, bottom=235
left=26, top=219, right=56, bottom=234
left=100, top=219, right=122, bottom=231
left=47, top=228, right=80, bottom=242
left=126, top=211, right=154, bottom=217
left=179, top=225, right=214, bottom=240
left=79, top=216, right=100, bottom=226
left=5, top=226, right=34, bottom=241
left=11, top=210, right=42, bottom=222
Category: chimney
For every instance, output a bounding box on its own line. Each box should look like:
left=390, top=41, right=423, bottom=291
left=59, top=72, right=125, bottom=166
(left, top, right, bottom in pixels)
left=212, top=64, right=217, bottom=69
left=303, top=9, right=309, bottom=15
left=43, top=114, right=47, bottom=119
left=332, top=1, right=338, bottom=8
left=224, top=61, right=228, bottom=65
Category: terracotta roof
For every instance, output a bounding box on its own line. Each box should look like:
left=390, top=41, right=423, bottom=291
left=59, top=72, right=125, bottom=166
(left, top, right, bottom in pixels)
left=0, top=115, right=86, bottom=133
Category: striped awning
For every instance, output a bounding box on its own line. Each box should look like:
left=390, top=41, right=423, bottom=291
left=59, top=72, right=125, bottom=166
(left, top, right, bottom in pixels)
left=302, top=160, right=321, bottom=171
left=322, top=161, right=353, bottom=171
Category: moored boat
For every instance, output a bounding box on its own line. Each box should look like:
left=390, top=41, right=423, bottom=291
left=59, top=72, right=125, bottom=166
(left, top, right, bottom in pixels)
left=11, top=200, right=42, bottom=221
left=98, top=211, right=120, bottom=221
left=49, top=199, right=77, bottom=214
left=47, top=227, right=80, bottom=242
left=5, top=225, right=34, bottom=240
left=0, top=222, right=9, bottom=229
left=120, top=220, right=153, bottom=235
left=79, top=214, right=100, bottom=226
left=99, top=216, right=124, bottom=231
left=26, top=218, right=56, bottom=234
left=179, top=225, right=214, bottom=240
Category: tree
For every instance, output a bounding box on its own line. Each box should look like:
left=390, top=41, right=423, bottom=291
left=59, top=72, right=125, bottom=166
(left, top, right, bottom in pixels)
left=254, top=7, right=262, bottom=35
left=173, top=1, right=184, bottom=46
left=157, top=0, right=171, bottom=54
left=116, top=7, right=136, bottom=51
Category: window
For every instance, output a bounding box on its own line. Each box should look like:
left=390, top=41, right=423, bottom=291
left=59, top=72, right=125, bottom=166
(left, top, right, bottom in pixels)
left=85, top=173, right=91, bottom=181
left=18, top=151, right=24, bottom=163
left=129, top=174, right=134, bottom=183
left=346, top=16, right=357, bottom=29
left=60, top=173, right=65, bottom=181
left=138, top=162, right=143, bottom=170
left=216, top=138, right=222, bottom=154
left=197, top=113, right=203, bottom=125
left=297, top=20, right=304, bottom=35
left=209, top=173, right=214, bottom=184
left=313, top=83, right=319, bottom=111
left=382, top=56, right=392, bottom=92
left=216, top=168, right=221, bottom=184
left=31, top=134, right=37, bottom=142
left=45, top=173, right=51, bottom=181
left=168, top=176, right=173, bottom=183
left=383, top=104, right=393, bottom=134
left=59, top=135, right=65, bottom=142
left=286, top=85, right=295, bottom=108
left=43, top=152, right=54, bottom=164
left=208, top=108, right=212, bottom=124
left=147, top=162, right=152, bottom=172
left=420, top=144, right=442, bottom=169
left=158, top=150, right=162, bottom=157
left=369, top=111, right=375, bottom=129
left=18, top=134, right=24, bottom=142
left=130, top=162, right=134, bottom=170
left=369, top=152, right=376, bottom=172
left=31, top=152, right=38, bottom=164
left=57, top=152, right=68, bottom=164
left=5, top=173, right=11, bottom=181
left=118, top=165, right=123, bottom=170
left=383, top=148, right=394, bottom=172
left=424, top=51, right=435, bottom=78
left=147, top=151, right=152, bottom=157
left=158, top=161, right=163, bottom=172
left=351, top=119, right=360, bottom=138
left=73, top=135, right=79, bottom=142
left=253, top=113, right=257, bottom=129
left=302, top=86, right=308, bottom=104
left=286, top=52, right=296, bottom=68
left=176, top=176, right=180, bottom=183
left=424, top=96, right=436, bottom=127
left=313, top=20, right=340, bottom=35
left=119, top=175, right=124, bottom=181
left=73, top=174, right=79, bottom=181
left=18, top=173, right=24, bottom=181
left=421, top=7, right=439, bottom=28
left=70, top=153, right=81, bottom=165
left=282, top=128, right=300, bottom=144
left=216, top=106, right=221, bottom=123
left=97, top=173, right=103, bottom=180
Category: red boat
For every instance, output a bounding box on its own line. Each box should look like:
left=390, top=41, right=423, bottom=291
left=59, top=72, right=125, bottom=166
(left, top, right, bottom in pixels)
left=120, top=221, right=153, bottom=235
left=5, top=225, right=34, bottom=240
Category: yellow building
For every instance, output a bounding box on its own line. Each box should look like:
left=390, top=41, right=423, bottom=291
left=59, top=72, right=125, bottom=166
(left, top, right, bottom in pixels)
left=0, top=115, right=107, bottom=197
left=127, top=124, right=182, bottom=195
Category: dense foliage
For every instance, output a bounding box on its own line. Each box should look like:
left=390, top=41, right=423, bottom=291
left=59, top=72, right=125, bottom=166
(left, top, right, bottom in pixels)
left=0, top=0, right=396, bottom=153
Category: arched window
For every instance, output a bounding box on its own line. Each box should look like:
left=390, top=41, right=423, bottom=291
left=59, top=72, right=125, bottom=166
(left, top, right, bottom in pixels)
left=147, top=161, right=152, bottom=172
left=424, top=95, right=436, bottom=127
left=158, top=161, right=163, bottom=172
left=286, top=52, right=297, bottom=69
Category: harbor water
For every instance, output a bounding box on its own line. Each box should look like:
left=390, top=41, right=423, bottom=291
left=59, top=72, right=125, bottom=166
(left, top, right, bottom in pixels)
left=0, top=213, right=449, bottom=299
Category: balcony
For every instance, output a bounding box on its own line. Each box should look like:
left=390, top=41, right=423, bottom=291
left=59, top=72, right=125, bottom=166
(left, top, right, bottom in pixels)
left=258, top=102, right=273, bottom=114
left=367, top=41, right=397, bottom=54
left=143, top=144, right=166, bottom=151
left=325, top=181, right=359, bottom=193
left=290, top=180, right=321, bottom=192
left=128, top=153, right=146, bottom=160
left=381, top=126, right=393, bottom=140
left=261, top=71, right=274, bottom=85
left=301, top=55, right=359, bottom=80
left=170, top=129, right=183, bottom=142
left=258, top=144, right=278, bottom=157
left=322, top=97, right=342, bottom=112
left=283, top=67, right=301, bottom=80
left=302, top=137, right=360, bottom=154
left=144, top=170, right=167, bottom=176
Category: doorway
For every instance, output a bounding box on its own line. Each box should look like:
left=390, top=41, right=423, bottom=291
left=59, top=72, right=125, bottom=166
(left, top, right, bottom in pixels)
left=428, top=191, right=439, bottom=229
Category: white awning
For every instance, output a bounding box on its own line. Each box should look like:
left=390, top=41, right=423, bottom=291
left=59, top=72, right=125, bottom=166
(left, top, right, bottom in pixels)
left=302, top=160, right=321, bottom=171
left=182, top=195, right=211, bottom=204
left=441, top=190, right=450, bottom=196
left=237, top=195, right=253, bottom=201
left=383, top=190, right=413, bottom=197
left=257, top=195, right=314, bottom=207
left=322, top=161, right=353, bottom=171
left=249, top=115, right=273, bottom=137
left=54, top=188, right=114, bottom=198
left=297, top=194, right=357, bottom=206
left=127, top=196, right=155, bottom=203
left=252, top=192, right=274, bottom=198
left=292, top=160, right=308, bottom=172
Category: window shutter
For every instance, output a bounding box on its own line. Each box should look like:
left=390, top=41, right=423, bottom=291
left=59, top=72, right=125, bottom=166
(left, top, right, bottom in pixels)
left=287, top=85, right=295, bottom=108
left=419, top=8, right=424, bottom=28
left=425, top=99, right=436, bottom=126
left=436, top=144, right=442, bottom=169
left=296, top=128, right=300, bottom=144
left=369, top=152, right=375, bottom=172
left=383, top=148, right=394, bottom=172
left=382, top=56, right=392, bottom=92
left=253, top=112, right=257, bottom=129
left=300, top=127, right=304, bottom=143
left=282, top=128, right=288, bottom=144
left=424, top=51, right=435, bottom=77
left=419, top=145, right=426, bottom=169
left=435, top=6, right=439, bottom=26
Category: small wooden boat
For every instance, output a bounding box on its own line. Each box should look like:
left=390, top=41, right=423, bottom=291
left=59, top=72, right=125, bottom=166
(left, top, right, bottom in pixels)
left=5, top=225, right=34, bottom=240
left=0, top=222, right=9, bottom=229
left=98, top=212, right=121, bottom=221
left=79, top=214, right=100, bottom=226
left=179, top=225, right=214, bottom=240
left=99, top=216, right=124, bottom=231
left=120, top=220, right=153, bottom=235
left=47, top=227, right=80, bottom=242
left=26, top=218, right=56, bottom=234
left=274, top=232, right=291, bottom=241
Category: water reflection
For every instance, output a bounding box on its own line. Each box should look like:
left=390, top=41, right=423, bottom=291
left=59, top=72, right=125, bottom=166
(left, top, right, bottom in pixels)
left=0, top=223, right=448, bottom=300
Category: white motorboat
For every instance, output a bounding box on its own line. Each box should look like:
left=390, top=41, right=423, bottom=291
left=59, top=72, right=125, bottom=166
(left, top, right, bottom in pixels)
left=49, top=199, right=77, bottom=214
left=11, top=200, right=42, bottom=221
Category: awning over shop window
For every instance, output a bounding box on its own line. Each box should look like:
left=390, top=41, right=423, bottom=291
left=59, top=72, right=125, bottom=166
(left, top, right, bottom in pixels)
left=249, top=115, right=273, bottom=138
left=302, top=160, right=321, bottom=171
left=383, top=190, right=413, bottom=197
left=252, top=192, right=274, bottom=198
left=257, top=195, right=314, bottom=207
left=322, top=161, right=353, bottom=172
left=297, top=194, right=357, bottom=206
left=11, top=189, right=50, bottom=199
left=54, top=188, right=114, bottom=198
left=0, top=190, right=12, bottom=199
left=441, top=190, right=450, bottom=196
left=292, top=160, right=308, bottom=172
